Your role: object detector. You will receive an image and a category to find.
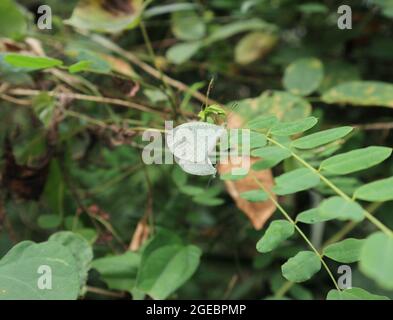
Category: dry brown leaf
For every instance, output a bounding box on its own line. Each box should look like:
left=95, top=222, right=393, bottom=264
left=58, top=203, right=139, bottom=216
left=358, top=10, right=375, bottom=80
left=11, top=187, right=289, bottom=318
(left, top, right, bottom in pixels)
left=100, top=53, right=136, bottom=77
left=217, top=113, right=276, bottom=230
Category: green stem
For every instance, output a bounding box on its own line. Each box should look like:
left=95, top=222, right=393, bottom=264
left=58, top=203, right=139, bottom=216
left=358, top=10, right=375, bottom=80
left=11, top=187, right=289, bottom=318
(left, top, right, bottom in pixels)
left=253, top=177, right=340, bottom=291
left=267, top=137, right=393, bottom=237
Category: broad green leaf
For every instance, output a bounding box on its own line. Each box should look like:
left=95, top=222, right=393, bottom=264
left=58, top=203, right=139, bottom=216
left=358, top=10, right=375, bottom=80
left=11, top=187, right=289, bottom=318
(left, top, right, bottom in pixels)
left=283, top=58, right=324, bottom=96
left=256, top=220, right=294, bottom=253
left=320, top=197, right=364, bottom=222
left=49, top=231, right=93, bottom=288
left=247, top=115, right=278, bottom=130
left=273, top=168, right=320, bottom=195
left=292, top=126, right=353, bottom=149
left=66, top=0, right=144, bottom=33
left=234, top=31, right=278, bottom=65
left=296, top=208, right=332, bottom=224
left=240, top=190, right=269, bottom=202
left=4, top=54, right=63, bottom=71
left=0, top=241, right=79, bottom=300
left=322, top=81, right=393, bottom=108
left=166, top=41, right=202, bottom=64
left=359, top=232, right=393, bottom=290
left=0, top=0, right=27, bottom=38
left=320, top=146, right=392, bottom=175
left=37, top=215, right=62, bottom=229
left=281, top=251, right=321, bottom=283
left=171, top=10, right=205, bottom=41
left=270, top=117, right=318, bottom=136
left=327, top=288, right=389, bottom=300
left=92, top=252, right=140, bottom=293
left=251, top=146, right=291, bottom=170
left=323, top=238, right=365, bottom=263
left=354, top=177, right=393, bottom=202
left=137, top=244, right=201, bottom=299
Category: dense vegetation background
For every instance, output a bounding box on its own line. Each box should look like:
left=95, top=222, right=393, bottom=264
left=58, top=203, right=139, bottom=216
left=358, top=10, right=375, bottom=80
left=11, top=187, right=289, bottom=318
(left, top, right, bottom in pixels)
left=0, top=0, right=393, bottom=300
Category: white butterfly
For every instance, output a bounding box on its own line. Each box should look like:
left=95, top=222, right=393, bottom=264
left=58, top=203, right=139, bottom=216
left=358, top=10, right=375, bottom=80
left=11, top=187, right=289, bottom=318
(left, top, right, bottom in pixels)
left=166, top=122, right=226, bottom=176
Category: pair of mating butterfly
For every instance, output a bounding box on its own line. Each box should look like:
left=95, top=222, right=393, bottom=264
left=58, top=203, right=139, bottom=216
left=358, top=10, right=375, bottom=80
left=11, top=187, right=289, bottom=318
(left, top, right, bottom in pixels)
left=166, top=101, right=238, bottom=177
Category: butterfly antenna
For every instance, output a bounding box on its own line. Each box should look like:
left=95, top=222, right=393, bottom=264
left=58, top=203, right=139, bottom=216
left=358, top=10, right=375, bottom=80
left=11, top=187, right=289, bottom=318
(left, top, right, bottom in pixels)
left=203, top=76, right=215, bottom=110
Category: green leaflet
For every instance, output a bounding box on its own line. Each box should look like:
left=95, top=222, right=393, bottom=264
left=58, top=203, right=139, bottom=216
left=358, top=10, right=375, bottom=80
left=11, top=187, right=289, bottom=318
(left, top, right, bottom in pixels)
left=281, top=251, right=321, bottom=283
left=359, top=232, right=393, bottom=290
left=323, top=238, right=365, bottom=263
left=4, top=54, right=63, bottom=71
left=292, top=126, right=353, bottom=149
left=270, top=117, right=318, bottom=136
left=354, top=177, right=393, bottom=202
left=273, top=168, right=320, bottom=195
left=251, top=146, right=291, bottom=170
left=296, top=208, right=333, bottom=224
left=240, top=190, right=269, bottom=202
left=322, top=81, right=393, bottom=108
left=319, top=196, right=364, bottom=222
left=247, top=115, right=278, bottom=130
left=327, top=288, right=389, bottom=300
left=320, top=146, right=392, bottom=175
left=283, top=58, right=324, bottom=96
left=256, top=220, right=295, bottom=253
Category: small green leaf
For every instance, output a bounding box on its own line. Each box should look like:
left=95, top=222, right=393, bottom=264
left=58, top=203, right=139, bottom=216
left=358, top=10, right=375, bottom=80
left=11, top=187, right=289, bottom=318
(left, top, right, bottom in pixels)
left=322, top=81, right=393, bottom=108
left=68, top=60, right=93, bottom=73
left=296, top=208, right=332, bottom=224
left=271, top=117, right=318, bottom=136
left=166, top=41, right=203, bottom=64
left=251, top=146, right=291, bottom=170
left=327, top=288, right=389, bottom=300
left=220, top=169, right=248, bottom=181
left=292, top=126, right=353, bottom=149
left=273, top=168, right=320, bottom=195
left=192, top=195, right=224, bottom=206
left=37, top=215, right=62, bottom=229
left=320, top=146, right=392, bottom=175
left=92, top=252, right=140, bottom=293
left=354, top=177, right=393, bottom=202
left=359, top=232, right=393, bottom=290
left=250, top=132, right=267, bottom=148
left=323, top=238, right=365, bottom=263
left=234, top=31, right=278, bottom=65
left=179, top=185, right=204, bottom=196
left=256, top=220, right=294, bottom=253
left=281, top=251, right=321, bottom=283
left=283, top=58, right=324, bottom=96
left=240, top=190, right=269, bottom=202
left=171, top=10, right=205, bottom=41
left=247, top=115, right=278, bottom=130
left=320, top=197, right=364, bottom=222
left=4, top=54, right=63, bottom=71
left=137, top=244, right=202, bottom=300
